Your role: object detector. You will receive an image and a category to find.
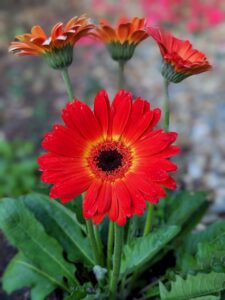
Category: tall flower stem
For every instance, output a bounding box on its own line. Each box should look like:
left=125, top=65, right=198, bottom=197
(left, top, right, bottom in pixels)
left=143, top=203, right=154, bottom=236
left=94, top=225, right=104, bottom=265
left=163, top=79, right=170, bottom=132
left=107, top=221, right=114, bottom=272
left=61, top=67, right=74, bottom=102
left=109, top=224, right=124, bottom=300
left=86, top=220, right=101, bottom=265
left=118, top=60, right=125, bottom=90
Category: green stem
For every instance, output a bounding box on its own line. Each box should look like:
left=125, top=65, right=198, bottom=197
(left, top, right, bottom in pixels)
left=107, top=221, right=114, bottom=272
left=163, top=79, right=170, bottom=132
left=94, top=225, right=104, bottom=266
left=86, top=220, right=101, bottom=265
left=109, top=224, right=124, bottom=300
left=143, top=203, right=154, bottom=236
left=118, top=60, right=125, bottom=90
left=126, top=217, right=136, bottom=243
left=61, top=67, right=74, bottom=101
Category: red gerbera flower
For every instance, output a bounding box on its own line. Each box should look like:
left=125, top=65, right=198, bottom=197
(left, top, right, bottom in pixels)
left=148, top=27, right=212, bottom=83
left=38, top=90, right=180, bottom=226
left=9, top=15, right=94, bottom=69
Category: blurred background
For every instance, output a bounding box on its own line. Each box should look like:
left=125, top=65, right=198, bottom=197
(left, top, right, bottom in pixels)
left=0, top=0, right=225, bottom=298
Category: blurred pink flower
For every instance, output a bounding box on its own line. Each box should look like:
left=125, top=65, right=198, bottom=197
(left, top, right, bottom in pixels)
left=140, top=0, right=225, bottom=32
left=92, top=0, right=128, bottom=16
left=77, top=36, right=103, bottom=48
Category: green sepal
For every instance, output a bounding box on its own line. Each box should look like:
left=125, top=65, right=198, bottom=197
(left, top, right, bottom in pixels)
left=43, top=44, right=73, bottom=69
left=107, top=42, right=136, bottom=61
left=161, top=61, right=189, bottom=83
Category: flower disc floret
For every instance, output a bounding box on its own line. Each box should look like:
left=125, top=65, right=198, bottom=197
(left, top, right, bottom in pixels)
left=87, top=141, right=133, bottom=181
left=38, top=90, right=180, bottom=226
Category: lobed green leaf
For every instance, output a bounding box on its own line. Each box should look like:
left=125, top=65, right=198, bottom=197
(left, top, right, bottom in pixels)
left=121, top=225, right=180, bottom=275
left=159, top=272, right=225, bottom=300
left=177, top=221, right=225, bottom=273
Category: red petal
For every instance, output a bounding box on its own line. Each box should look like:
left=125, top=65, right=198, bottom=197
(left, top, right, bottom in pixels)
left=124, top=180, right=146, bottom=215
left=97, top=182, right=112, bottom=214
left=147, top=108, right=161, bottom=131
left=111, top=90, right=132, bottom=139
left=136, top=132, right=178, bottom=157
left=146, top=168, right=169, bottom=182
left=38, top=153, right=83, bottom=170
left=42, top=125, right=86, bottom=157
left=83, top=181, right=101, bottom=218
left=114, top=181, right=132, bottom=216
left=92, top=214, right=104, bottom=224
left=154, top=145, right=181, bottom=159
left=94, top=90, right=110, bottom=139
left=161, top=176, right=177, bottom=190
left=50, top=175, right=92, bottom=202
left=62, top=100, right=103, bottom=141
left=108, top=190, right=119, bottom=222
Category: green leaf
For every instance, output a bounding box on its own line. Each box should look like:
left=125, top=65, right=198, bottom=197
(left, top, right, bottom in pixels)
left=177, top=221, right=225, bottom=273
left=121, top=225, right=180, bottom=274
left=63, top=289, right=86, bottom=300
left=64, top=194, right=85, bottom=225
left=63, top=283, right=93, bottom=300
left=2, top=253, right=55, bottom=300
left=23, top=193, right=95, bottom=266
left=197, top=231, right=225, bottom=272
left=0, top=198, right=77, bottom=290
left=166, top=191, right=207, bottom=227
left=193, top=296, right=220, bottom=300
left=159, top=272, right=225, bottom=300
left=182, top=221, right=225, bottom=255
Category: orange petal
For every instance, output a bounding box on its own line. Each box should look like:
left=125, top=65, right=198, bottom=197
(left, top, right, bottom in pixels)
left=117, top=23, right=131, bottom=43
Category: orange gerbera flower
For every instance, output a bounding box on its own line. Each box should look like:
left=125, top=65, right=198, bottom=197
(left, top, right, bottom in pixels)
left=148, top=27, right=212, bottom=83
left=93, top=17, right=148, bottom=61
left=9, top=15, right=94, bottom=69
left=38, top=90, right=180, bottom=226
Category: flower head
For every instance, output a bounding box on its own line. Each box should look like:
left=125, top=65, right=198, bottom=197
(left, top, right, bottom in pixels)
left=148, top=27, right=212, bottom=83
left=38, top=90, right=180, bottom=226
left=9, top=15, right=94, bottom=69
left=93, top=17, right=148, bottom=61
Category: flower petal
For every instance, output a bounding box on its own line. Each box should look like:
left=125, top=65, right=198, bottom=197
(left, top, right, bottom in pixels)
left=94, top=90, right=110, bottom=139
left=50, top=175, right=92, bottom=203
left=62, top=100, right=103, bottom=141
left=111, top=90, right=132, bottom=139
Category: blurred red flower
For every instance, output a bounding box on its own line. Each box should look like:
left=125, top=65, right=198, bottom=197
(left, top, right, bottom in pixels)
left=148, top=27, right=212, bottom=83
left=38, top=90, right=179, bottom=226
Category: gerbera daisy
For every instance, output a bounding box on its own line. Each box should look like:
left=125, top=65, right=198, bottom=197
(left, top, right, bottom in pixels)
left=9, top=15, right=94, bottom=69
left=38, top=90, right=180, bottom=226
left=93, top=17, right=148, bottom=61
left=148, top=27, right=212, bottom=83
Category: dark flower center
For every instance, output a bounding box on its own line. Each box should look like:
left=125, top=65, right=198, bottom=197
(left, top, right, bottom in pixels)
left=87, top=141, right=132, bottom=181
left=96, top=149, right=123, bottom=172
